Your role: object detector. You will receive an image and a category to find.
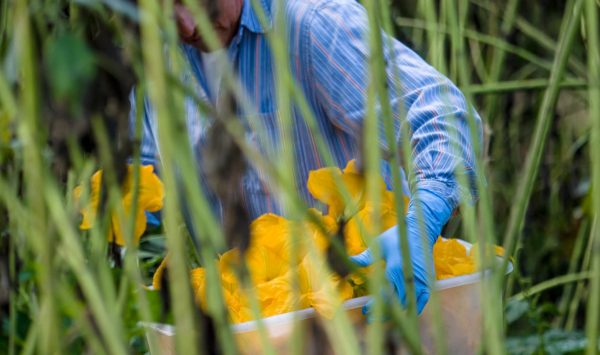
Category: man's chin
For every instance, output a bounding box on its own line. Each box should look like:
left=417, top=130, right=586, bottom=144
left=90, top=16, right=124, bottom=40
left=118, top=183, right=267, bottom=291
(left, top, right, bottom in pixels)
left=181, top=36, right=209, bottom=51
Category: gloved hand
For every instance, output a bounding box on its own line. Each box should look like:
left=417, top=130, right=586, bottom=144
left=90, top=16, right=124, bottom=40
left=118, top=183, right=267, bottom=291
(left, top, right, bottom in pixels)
left=350, top=188, right=453, bottom=314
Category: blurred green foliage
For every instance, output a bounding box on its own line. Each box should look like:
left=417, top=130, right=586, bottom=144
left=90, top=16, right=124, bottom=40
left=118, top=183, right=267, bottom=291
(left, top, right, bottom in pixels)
left=0, top=0, right=599, bottom=353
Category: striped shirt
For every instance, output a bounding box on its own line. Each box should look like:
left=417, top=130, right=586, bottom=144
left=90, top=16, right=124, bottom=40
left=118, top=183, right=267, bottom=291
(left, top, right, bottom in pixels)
left=131, top=0, right=482, bottom=221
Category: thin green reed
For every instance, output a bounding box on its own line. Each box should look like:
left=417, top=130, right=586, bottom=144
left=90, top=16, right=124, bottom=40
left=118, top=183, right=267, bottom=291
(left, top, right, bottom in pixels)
left=167, top=0, right=275, bottom=352
left=566, top=222, right=597, bottom=331
left=89, top=111, right=161, bottom=352
left=379, top=0, right=451, bottom=353
left=482, top=0, right=519, bottom=124
left=5, top=107, right=128, bottom=354
left=418, top=0, right=447, bottom=74
left=466, top=79, right=588, bottom=94
left=584, top=0, right=600, bottom=352
left=136, top=0, right=201, bottom=353
left=247, top=0, right=409, bottom=351
left=184, top=0, right=362, bottom=351
left=7, top=185, right=17, bottom=355
left=375, top=0, right=419, bottom=324
left=557, top=218, right=590, bottom=327
left=43, top=182, right=129, bottom=354
left=13, top=0, right=59, bottom=353
left=445, top=1, right=507, bottom=353
left=265, top=4, right=307, bottom=353
left=394, top=17, right=555, bottom=73
left=363, top=0, right=433, bottom=353
left=164, top=5, right=249, bottom=353
left=142, top=0, right=255, bottom=352
left=360, top=1, right=394, bottom=353
left=472, top=0, right=588, bottom=78
left=501, top=0, right=583, bottom=280
left=268, top=1, right=359, bottom=352
left=509, top=272, right=594, bottom=302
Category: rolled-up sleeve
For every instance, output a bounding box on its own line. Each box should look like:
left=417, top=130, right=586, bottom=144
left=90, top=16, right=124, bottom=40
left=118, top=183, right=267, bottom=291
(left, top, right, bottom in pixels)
left=128, top=90, right=161, bottom=169
left=304, top=0, right=482, bottom=209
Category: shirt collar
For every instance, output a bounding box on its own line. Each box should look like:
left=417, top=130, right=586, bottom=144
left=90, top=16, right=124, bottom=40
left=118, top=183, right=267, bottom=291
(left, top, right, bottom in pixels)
left=238, top=0, right=272, bottom=34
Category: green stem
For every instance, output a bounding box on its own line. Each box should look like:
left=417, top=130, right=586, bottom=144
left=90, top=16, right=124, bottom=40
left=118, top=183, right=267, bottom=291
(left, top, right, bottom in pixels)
left=467, top=79, right=587, bottom=94
left=585, top=0, right=600, bottom=352
left=136, top=1, right=202, bottom=353
left=511, top=272, right=595, bottom=301
left=395, top=17, right=555, bottom=72
left=501, top=0, right=584, bottom=280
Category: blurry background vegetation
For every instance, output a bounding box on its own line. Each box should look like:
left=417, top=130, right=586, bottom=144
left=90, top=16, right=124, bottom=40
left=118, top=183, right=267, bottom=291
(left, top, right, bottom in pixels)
left=0, top=0, right=599, bottom=354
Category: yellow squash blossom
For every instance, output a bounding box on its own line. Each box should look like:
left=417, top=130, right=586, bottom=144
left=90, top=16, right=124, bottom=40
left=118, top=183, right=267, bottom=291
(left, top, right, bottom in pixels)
left=152, top=255, right=169, bottom=289
left=307, top=160, right=387, bottom=221
left=307, top=160, right=408, bottom=254
left=74, top=165, right=164, bottom=246
left=190, top=267, right=208, bottom=309
left=468, top=243, right=506, bottom=265
left=294, top=255, right=354, bottom=318
left=343, top=201, right=399, bottom=256
left=433, top=238, right=476, bottom=279
left=154, top=160, right=510, bottom=324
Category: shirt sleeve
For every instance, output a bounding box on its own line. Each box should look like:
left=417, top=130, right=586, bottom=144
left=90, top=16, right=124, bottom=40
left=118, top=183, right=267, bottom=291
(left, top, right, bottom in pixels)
left=128, top=90, right=161, bottom=169
left=304, top=0, right=482, bottom=209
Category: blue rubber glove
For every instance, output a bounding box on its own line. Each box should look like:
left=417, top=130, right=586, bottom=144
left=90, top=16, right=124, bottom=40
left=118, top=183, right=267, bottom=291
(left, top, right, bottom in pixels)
left=350, top=188, right=453, bottom=314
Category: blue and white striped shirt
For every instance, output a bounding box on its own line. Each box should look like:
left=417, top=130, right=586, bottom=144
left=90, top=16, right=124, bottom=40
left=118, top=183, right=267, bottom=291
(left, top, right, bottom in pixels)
left=132, top=0, right=482, bottom=221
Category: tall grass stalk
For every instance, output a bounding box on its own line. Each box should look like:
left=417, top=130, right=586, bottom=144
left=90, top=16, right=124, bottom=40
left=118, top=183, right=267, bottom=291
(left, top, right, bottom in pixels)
left=510, top=272, right=594, bottom=301
left=264, top=4, right=308, bottom=353
left=382, top=0, right=439, bottom=350
left=584, top=0, right=600, bottom=352
left=90, top=109, right=162, bottom=352
left=501, top=0, right=583, bottom=276
left=136, top=1, right=201, bottom=353
left=482, top=0, right=519, bottom=123
left=418, top=0, right=446, bottom=74
left=394, top=17, right=555, bottom=72
left=360, top=1, right=406, bottom=353
left=445, top=0, right=511, bottom=353
left=13, top=0, right=59, bottom=353
left=379, top=0, right=451, bottom=353
left=557, top=218, right=590, bottom=327
left=566, top=222, right=597, bottom=331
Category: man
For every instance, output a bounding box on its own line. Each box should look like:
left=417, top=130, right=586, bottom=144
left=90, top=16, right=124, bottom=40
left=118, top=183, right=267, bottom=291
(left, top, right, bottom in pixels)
left=133, top=0, right=482, bottom=314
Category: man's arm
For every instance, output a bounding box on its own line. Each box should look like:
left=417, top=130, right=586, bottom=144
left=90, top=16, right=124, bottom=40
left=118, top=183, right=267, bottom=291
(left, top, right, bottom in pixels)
left=303, top=0, right=482, bottom=209
left=299, top=0, right=483, bottom=313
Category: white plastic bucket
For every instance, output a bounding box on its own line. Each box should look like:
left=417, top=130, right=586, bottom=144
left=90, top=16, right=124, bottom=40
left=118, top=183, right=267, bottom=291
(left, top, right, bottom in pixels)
left=143, top=240, right=512, bottom=354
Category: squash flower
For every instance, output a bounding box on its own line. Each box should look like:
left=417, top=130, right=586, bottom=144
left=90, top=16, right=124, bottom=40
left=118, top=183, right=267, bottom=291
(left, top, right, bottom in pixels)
left=74, top=165, right=164, bottom=246
left=307, top=160, right=408, bottom=255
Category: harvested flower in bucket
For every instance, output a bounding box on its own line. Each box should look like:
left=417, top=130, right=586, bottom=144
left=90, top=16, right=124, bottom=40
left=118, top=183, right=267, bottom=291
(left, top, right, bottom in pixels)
left=153, top=160, right=504, bottom=323
left=433, top=238, right=505, bottom=280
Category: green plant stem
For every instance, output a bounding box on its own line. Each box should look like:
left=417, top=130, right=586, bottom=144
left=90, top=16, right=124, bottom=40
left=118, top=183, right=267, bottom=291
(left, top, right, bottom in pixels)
left=482, top=0, right=518, bottom=123
left=395, top=17, right=555, bottom=72
left=380, top=1, right=435, bottom=353
left=501, top=0, right=583, bottom=278
left=446, top=1, right=507, bottom=353
left=469, top=0, right=588, bottom=77
left=14, top=0, right=59, bottom=353
left=511, top=272, right=595, bottom=301
left=467, top=79, right=587, bottom=94
left=136, top=1, right=202, bottom=354
left=42, top=182, right=128, bottom=355
left=556, top=219, right=590, bottom=327
left=584, top=0, right=600, bottom=352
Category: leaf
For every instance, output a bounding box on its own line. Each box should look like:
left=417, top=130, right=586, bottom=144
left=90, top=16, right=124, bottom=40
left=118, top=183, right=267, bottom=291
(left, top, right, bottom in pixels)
left=506, top=329, right=598, bottom=355
left=504, top=298, right=529, bottom=324
left=45, top=33, right=96, bottom=102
